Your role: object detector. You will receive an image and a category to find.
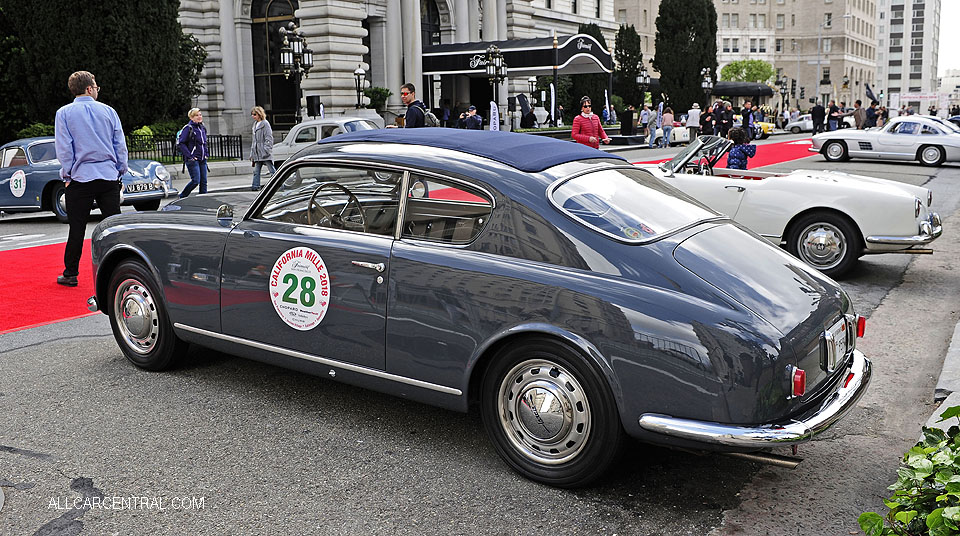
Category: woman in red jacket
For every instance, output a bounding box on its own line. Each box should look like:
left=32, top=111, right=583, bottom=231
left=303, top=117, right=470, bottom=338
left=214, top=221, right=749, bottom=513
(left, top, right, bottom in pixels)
left=571, top=96, right=610, bottom=149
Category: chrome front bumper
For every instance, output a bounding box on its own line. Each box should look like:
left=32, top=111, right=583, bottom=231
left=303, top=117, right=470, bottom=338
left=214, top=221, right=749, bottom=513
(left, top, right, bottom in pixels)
left=866, top=212, right=942, bottom=246
left=638, top=350, right=871, bottom=447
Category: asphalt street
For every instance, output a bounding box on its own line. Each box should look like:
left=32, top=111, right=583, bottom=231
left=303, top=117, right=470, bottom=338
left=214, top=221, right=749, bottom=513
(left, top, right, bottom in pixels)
left=2, top=134, right=960, bottom=535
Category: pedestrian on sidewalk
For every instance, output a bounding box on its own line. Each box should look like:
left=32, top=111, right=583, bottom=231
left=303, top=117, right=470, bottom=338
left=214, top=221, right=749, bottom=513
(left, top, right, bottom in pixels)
left=177, top=108, right=209, bottom=198
left=54, top=70, right=127, bottom=287
left=249, top=106, right=275, bottom=191
left=571, top=96, right=610, bottom=149
left=660, top=107, right=674, bottom=148
left=686, top=103, right=701, bottom=145
left=638, top=104, right=651, bottom=143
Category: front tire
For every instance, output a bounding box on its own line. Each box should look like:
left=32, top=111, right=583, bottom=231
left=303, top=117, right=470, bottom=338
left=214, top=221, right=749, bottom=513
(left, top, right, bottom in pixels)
left=107, top=260, right=186, bottom=371
left=786, top=211, right=862, bottom=278
left=919, top=145, right=945, bottom=167
left=822, top=140, right=849, bottom=162
left=790, top=126, right=801, bottom=134
left=51, top=182, right=68, bottom=223
left=133, top=199, right=162, bottom=211
left=480, top=337, right=625, bottom=488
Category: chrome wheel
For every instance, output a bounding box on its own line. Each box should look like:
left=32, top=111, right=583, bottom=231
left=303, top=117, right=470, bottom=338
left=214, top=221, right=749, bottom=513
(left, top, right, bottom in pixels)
left=921, top=146, right=944, bottom=166
left=825, top=141, right=846, bottom=161
left=113, top=278, right=160, bottom=355
left=796, top=222, right=846, bottom=270
left=496, top=359, right=591, bottom=465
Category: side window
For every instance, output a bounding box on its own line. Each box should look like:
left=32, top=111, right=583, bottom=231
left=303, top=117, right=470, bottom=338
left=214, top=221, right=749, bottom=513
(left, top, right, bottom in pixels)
left=28, top=142, right=57, bottom=163
left=294, top=127, right=317, bottom=143
left=320, top=126, right=341, bottom=139
left=893, top=122, right=919, bottom=135
left=254, top=164, right=402, bottom=237
left=921, top=125, right=941, bottom=135
left=1, top=147, right=27, bottom=168
left=402, top=174, right=493, bottom=244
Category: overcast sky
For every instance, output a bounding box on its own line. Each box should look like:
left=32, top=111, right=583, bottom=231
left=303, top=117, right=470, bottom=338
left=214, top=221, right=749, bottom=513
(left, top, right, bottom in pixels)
left=938, top=1, right=959, bottom=76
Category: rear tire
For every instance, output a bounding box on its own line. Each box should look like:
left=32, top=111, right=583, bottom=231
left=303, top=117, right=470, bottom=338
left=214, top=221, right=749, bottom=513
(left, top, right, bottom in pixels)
left=822, top=140, right=849, bottom=162
left=133, top=199, right=162, bottom=211
left=480, top=337, right=625, bottom=488
left=918, top=145, right=945, bottom=167
left=786, top=211, right=862, bottom=278
left=51, top=182, right=68, bottom=223
left=790, top=126, right=801, bottom=134
left=107, top=260, right=186, bottom=371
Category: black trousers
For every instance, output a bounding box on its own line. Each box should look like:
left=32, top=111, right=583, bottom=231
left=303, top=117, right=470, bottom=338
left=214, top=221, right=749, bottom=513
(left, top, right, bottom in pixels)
left=63, top=179, right=121, bottom=277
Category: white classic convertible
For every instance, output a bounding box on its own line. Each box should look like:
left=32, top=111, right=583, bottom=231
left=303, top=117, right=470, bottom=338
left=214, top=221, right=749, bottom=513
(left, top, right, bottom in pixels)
left=639, top=136, right=943, bottom=278
left=810, top=115, right=960, bottom=166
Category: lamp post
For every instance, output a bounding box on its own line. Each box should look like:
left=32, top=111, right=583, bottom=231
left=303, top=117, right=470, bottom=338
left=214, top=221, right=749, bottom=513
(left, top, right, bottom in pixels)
left=816, top=13, right=852, bottom=104
left=700, top=67, right=713, bottom=105
left=278, top=22, right=314, bottom=124
left=779, top=78, right=788, bottom=126
left=528, top=76, right=538, bottom=106
left=354, top=65, right=366, bottom=109
left=636, top=66, right=650, bottom=107
left=486, top=45, right=507, bottom=126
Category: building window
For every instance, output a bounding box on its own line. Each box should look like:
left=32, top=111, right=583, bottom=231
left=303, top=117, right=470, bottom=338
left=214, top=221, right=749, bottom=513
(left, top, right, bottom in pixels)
left=912, top=23, right=923, bottom=32
left=824, top=13, right=832, bottom=28
left=890, top=24, right=901, bottom=33
left=758, top=14, right=766, bottom=28
left=913, top=8, right=924, bottom=17
left=822, top=67, right=830, bottom=82
left=723, top=13, right=730, bottom=27
left=889, top=37, right=900, bottom=46
left=617, top=8, right=626, bottom=23
left=749, top=14, right=756, bottom=28
left=910, top=51, right=923, bottom=60
left=750, top=38, right=758, bottom=53
left=776, top=38, right=783, bottom=52
left=791, top=14, right=795, bottom=26
left=889, top=65, right=901, bottom=74
left=643, top=9, right=648, bottom=26
left=723, top=38, right=730, bottom=52
left=596, top=0, right=600, bottom=18
left=731, top=13, right=739, bottom=27
left=759, top=39, right=766, bottom=52
left=910, top=64, right=922, bottom=73
left=572, top=0, right=577, bottom=14
left=911, top=37, right=922, bottom=45
left=777, top=14, right=784, bottom=28
left=823, top=38, right=831, bottom=52
left=777, top=0, right=784, bottom=3
left=732, top=38, right=740, bottom=52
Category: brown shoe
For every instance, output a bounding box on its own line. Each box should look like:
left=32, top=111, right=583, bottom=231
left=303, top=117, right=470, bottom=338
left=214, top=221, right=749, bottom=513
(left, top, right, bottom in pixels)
left=57, top=275, right=78, bottom=287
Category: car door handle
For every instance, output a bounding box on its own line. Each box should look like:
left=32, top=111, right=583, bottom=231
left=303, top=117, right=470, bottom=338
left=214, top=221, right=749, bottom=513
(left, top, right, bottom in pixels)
left=352, top=261, right=385, bottom=273
left=243, top=230, right=260, bottom=238
left=725, top=185, right=745, bottom=192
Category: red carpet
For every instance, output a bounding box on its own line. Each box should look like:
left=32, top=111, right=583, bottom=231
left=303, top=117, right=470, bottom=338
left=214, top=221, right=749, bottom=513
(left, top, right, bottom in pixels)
left=633, top=138, right=815, bottom=168
left=0, top=240, right=97, bottom=334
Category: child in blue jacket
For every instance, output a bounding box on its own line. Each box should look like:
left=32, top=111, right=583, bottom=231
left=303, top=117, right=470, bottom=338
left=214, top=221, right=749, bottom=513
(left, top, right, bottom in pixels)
left=726, top=127, right=756, bottom=170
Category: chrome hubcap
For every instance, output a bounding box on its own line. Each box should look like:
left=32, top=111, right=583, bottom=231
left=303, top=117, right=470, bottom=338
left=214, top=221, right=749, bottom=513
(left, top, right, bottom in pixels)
left=826, top=143, right=844, bottom=159
left=114, top=279, right=159, bottom=354
left=922, top=147, right=941, bottom=163
left=58, top=190, right=67, bottom=215
left=798, top=223, right=846, bottom=269
left=498, top=359, right=590, bottom=465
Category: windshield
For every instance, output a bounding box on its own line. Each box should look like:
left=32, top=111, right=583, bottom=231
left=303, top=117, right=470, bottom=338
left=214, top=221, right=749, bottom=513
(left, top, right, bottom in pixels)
left=927, top=116, right=960, bottom=133
left=343, top=120, right=379, bottom=133
left=550, top=167, right=720, bottom=243
left=658, top=136, right=730, bottom=174
left=28, top=141, right=58, bottom=163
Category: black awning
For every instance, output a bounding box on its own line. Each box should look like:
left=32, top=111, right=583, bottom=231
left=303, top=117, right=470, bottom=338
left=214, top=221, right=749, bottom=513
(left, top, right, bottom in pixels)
left=712, top=81, right=774, bottom=97
left=422, top=34, right=613, bottom=77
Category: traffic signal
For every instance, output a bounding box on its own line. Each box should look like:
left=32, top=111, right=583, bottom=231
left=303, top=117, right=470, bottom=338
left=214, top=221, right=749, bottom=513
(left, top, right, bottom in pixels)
left=791, top=79, right=797, bottom=97
left=799, top=86, right=805, bottom=99
left=878, top=90, right=885, bottom=101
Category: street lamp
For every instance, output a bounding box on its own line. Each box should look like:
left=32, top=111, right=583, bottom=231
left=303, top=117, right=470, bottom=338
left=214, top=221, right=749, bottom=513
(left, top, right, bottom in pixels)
left=486, top=45, right=508, bottom=125
left=354, top=65, right=366, bottom=109
left=636, top=66, right=650, bottom=107
left=816, top=13, right=852, bottom=104
left=700, top=67, right=714, bottom=104
left=278, top=22, right=314, bottom=124
left=528, top=76, right=538, bottom=106
left=779, top=78, right=788, bottom=125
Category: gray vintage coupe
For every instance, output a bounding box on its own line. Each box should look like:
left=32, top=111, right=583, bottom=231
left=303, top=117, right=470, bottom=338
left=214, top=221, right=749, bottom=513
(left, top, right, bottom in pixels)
left=88, top=129, right=871, bottom=487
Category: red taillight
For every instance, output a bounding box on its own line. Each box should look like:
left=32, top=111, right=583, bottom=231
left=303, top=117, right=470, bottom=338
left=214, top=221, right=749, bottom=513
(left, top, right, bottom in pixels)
left=793, top=368, right=806, bottom=397
left=856, top=315, right=866, bottom=338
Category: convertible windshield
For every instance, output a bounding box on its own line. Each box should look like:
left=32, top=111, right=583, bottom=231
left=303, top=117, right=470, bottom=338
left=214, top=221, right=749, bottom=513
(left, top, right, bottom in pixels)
left=550, top=167, right=719, bottom=243
left=658, top=136, right=730, bottom=174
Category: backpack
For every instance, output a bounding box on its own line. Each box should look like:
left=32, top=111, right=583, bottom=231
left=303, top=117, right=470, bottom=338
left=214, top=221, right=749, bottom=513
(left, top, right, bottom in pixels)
left=418, top=104, right=441, bottom=127
left=176, top=123, right=196, bottom=170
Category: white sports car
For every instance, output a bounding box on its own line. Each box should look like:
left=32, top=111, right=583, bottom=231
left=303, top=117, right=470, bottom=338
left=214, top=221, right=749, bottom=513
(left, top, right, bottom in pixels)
left=810, top=115, right=960, bottom=166
left=640, top=136, right=943, bottom=278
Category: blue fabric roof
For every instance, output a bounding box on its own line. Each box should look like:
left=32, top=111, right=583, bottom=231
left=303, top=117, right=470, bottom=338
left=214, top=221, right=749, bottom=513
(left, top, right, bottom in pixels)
left=318, top=127, right=625, bottom=172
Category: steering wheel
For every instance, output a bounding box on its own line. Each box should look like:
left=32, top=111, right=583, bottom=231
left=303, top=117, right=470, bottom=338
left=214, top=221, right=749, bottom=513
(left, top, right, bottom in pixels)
left=307, top=182, right=366, bottom=232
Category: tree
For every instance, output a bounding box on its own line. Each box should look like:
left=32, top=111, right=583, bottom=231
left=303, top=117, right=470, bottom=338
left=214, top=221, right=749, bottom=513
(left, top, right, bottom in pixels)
left=569, top=23, right=609, bottom=117
left=651, top=0, right=718, bottom=112
left=720, top=59, right=776, bottom=84
left=614, top=25, right=644, bottom=108
left=0, top=0, right=205, bottom=137
left=0, top=7, right=28, bottom=142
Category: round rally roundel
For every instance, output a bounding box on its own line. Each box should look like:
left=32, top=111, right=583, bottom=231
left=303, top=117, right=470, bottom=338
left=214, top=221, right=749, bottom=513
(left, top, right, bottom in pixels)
left=269, top=247, right=330, bottom=330
left=10, top=169, right=26, bottom=198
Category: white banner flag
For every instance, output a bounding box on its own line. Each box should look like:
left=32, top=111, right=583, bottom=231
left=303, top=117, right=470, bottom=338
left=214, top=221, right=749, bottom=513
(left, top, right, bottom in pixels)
left=604, top=89, right=610, bottom=122
left=550, top=83, right=556, bottom=126
left=490, top=101, right=500, bottom=131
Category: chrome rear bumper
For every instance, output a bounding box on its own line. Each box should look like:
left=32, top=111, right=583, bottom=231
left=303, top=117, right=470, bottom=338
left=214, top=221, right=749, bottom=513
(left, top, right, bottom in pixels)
left=866, top=212, right=942, bottom=246
left=638, top=350, right=871, bottom=447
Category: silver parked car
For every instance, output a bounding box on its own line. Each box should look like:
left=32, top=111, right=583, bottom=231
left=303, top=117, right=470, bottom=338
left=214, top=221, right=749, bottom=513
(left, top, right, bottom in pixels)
left=272, top=116, right=383, bottom=164
left=785, top=114, right=813, bottom=133
left=810, top=115, right=960, bottom=167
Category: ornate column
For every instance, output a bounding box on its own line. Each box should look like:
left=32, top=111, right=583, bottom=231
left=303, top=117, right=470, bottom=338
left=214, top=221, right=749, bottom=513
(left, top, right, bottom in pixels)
left=178, top=0, right=229, bottom=132
left=297, top=0, right=369, bottom=113
left=386, top=0, right=404, bottom=109
left=218, top=0, right=244, bottom=133
left=401, top=0, right=423, bottom=89
left=467, top=0, right=480, bottom=41
left=481, top=0, right=497, bottom=42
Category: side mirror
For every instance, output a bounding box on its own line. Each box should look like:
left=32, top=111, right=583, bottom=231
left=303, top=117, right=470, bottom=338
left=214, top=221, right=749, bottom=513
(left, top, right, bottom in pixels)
left=216, top=204, right=234, bottom=227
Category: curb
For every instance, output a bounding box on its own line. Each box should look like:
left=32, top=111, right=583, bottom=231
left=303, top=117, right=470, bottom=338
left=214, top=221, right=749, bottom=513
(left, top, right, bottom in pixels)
left=935, top=320, right=960, bottom=402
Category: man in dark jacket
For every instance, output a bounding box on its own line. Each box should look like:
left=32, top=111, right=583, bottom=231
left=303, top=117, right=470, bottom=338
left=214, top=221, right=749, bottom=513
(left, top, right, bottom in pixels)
left=864, top=100, right=879, bottom=128
left=400, top=83, right=425, bottom=128
left=811, top=101, right=826, bottom=134
left=458, top=105, right=483, bottom=129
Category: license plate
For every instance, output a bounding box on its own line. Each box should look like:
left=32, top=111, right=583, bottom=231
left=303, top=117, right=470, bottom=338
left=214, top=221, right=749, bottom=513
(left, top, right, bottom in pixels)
left=125, top=182, right=156, bottom=193
left=821, top=318, right=848, bottom=371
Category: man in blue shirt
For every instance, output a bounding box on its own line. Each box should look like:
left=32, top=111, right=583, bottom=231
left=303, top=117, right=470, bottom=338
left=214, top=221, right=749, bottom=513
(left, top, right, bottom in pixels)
left=54, top=70, right=128, bottom=287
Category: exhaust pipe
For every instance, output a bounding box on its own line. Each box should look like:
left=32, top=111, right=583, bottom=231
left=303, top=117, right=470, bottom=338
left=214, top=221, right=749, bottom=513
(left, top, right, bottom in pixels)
left=724, top=451, right=801, bottom=469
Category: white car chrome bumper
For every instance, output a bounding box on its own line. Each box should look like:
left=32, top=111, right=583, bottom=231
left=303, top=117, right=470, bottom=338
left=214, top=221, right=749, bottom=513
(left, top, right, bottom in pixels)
left=866, top=212, right=942, bottom=246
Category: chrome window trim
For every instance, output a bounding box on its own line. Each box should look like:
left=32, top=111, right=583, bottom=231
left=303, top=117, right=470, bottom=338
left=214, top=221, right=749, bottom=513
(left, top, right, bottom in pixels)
left=546, top=164, right=727, bottom=245
left=174, top=323, right=463, bottom=396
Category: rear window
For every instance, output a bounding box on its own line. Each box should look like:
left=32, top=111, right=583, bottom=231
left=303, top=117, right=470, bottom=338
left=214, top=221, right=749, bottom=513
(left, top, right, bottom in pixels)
left=549, top=167, right=719, bottom=243
left=28, top=141, right=57, bottom=163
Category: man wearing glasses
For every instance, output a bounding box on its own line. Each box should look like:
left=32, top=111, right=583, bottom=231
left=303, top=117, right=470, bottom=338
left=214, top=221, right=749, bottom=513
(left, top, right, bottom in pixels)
left=399, top=83, right=426, bottom=128
left=54, top=71, right=127, bottom=287
left=570, top=96, right=610, bottom=149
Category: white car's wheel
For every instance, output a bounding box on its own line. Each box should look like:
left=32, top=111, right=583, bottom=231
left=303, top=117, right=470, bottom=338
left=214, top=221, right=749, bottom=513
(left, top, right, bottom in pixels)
left=786, top=212, right=861, bottom=278
left=822, top=140, right=849, bottom=162
left=790, top=126, right=801, bottom=134
left=919, top=145, right=945, bottom=167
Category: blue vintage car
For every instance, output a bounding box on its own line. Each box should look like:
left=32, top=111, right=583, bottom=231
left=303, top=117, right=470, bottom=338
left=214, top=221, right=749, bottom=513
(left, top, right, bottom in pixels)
left=87, top=129, right=871, bottom=487
left=0, top=136, right=177, bottom=222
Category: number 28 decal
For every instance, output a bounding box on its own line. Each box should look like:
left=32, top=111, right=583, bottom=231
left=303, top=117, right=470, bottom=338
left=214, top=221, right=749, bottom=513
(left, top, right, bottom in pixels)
left=270, top=247, right=330, bottom=330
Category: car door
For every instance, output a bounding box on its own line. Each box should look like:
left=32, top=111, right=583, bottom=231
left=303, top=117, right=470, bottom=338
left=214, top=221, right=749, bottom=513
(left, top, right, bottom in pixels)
left=668, top=171, right=747, bottom=219
left=876, top=121, right=921, bottom=158
left=0, top=145, right=42, bottom=209
left=219, top=162, right=402, bottom=370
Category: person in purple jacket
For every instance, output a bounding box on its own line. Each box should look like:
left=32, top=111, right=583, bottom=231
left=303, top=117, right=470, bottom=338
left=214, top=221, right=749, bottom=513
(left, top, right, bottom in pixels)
left=725, top=127, right=756, bottom=170
left=177, top=108, right=209, bottom=198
